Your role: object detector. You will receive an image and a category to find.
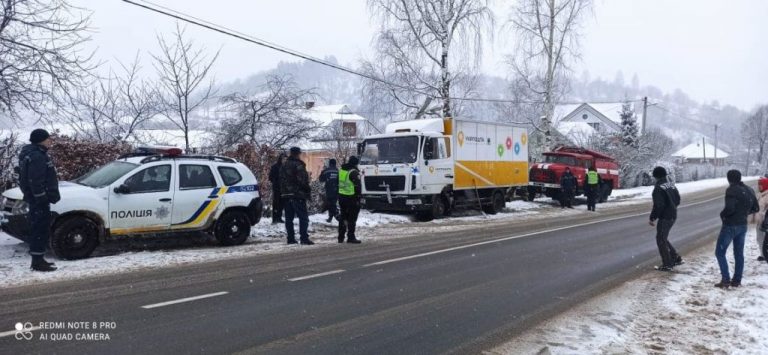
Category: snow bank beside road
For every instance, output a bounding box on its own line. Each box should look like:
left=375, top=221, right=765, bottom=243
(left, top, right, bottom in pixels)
left=0, top=177, right=746, bottom=288
left=491, top=229, right=768, bottom=355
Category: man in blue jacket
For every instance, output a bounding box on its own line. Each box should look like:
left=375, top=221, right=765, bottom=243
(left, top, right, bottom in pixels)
left=648, top=166, right=682, bottom=271
left=715, top=170, right=759, bottom=288
left=18, top=129, right=60, bottom=272
left=319, top=159, right=339, bottom=223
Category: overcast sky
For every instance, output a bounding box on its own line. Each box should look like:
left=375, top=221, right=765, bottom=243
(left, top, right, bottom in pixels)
left=76, top=0, right=768, bottom=110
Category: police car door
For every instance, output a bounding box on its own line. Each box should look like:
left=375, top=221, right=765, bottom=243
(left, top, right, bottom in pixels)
left=109, top=163, right=175, bottom=234
left=171, top=163, right=221, bottom=230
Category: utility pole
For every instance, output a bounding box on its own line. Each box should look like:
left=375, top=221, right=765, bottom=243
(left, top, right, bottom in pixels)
left=702, top=137, right=707, bottom=164
left=713, top=124, right=719, bottom=176
left=641, top=96, right=648, bottom=134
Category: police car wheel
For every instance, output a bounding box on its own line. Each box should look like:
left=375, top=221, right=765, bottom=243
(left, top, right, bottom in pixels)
left=215, top=210, right=251, bottom=246
left=50, top=216, right=99, bottom=260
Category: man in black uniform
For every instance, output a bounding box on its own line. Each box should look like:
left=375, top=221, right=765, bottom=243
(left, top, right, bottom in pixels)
left=280, top=147, right=313, bottom=245
left=18, top=129, right=60, bottom=272
left=268, top=153, right=285, bottom=224
left=338, top=156, right=362, bottom=244
left=648, top=166, right=682, bottom=272
left=319, top=159, right=339, bottom=223
left=560, top=167, right=576, bottom=209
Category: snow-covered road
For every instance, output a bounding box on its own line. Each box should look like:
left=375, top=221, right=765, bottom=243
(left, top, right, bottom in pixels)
left=491, top=229, right=768, bottom=355
left=0, top=177, right=753, bottom=288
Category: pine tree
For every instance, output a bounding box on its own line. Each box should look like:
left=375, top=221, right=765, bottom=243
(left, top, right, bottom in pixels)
left=620, top=101, right=639, bottom=148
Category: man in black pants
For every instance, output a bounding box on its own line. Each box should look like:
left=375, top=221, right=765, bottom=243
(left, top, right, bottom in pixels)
left=319, top=159, right=339, bottom=223
left=560, top=167, right=576, bottom=209
left=18, top=129, right=60, bottom=272
left=280, top=147, right=313, bottom=245
left=268, top=153, right=285, bottom=224
left=648, top=166, right=682, bottom=271
left=337, top=156, right=362, bottom=244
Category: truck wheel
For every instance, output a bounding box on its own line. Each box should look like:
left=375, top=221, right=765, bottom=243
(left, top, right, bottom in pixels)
left=483, top=191, right=506, bottom=215
left=416, top=195, right=445, bottom=222
left=50, top=216, right=100, bottom=260
left=215, top=210, right=251, bottom=246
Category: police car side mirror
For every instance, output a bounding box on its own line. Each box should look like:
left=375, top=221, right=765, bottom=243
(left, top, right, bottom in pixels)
left=114, top=184, right=130, bottom=194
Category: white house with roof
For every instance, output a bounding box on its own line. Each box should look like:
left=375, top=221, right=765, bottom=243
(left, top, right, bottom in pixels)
left=671, top=142, right=729, bottom=166
left=553, top=102, right=644, bottom=140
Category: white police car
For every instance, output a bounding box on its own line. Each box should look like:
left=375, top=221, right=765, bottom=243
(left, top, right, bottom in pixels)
left=0, top=147, right=263, bottom=259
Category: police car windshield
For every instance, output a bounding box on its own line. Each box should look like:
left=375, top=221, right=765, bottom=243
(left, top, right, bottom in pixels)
left=360, top=136, right=419, bottom=165
left=76, top=161, right=139, bottom=188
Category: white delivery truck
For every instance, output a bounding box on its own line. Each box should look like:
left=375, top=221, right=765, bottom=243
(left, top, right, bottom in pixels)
left=358, top=118, right=529, bottom=220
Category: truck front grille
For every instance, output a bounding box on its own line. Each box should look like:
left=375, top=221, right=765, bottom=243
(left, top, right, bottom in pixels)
left=3, top=198, right=16, bottom=213
left=364, top=176, right=406, bottom=192
left=530, top=169, right=555, bottom=183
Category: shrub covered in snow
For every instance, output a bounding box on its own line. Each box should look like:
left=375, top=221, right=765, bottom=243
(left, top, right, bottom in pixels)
left=0, top=133, right=20, bottom=192
left=48, top=135, right=132, bottom=181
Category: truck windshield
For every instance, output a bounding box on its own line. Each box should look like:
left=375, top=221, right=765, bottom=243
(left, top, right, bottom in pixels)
left=360, top=136, right=420, bottom=164
left=544, top=155, right=577, bottom=166
left=75, top=161, right=139, bottom=188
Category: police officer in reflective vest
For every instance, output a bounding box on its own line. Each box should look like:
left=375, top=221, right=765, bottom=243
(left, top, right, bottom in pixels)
left=585, top=167, right=600, bottom=212
left=338, top=156, right=362, bottom=244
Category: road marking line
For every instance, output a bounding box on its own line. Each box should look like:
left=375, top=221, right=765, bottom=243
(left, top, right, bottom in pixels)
left=364, top=195, right=722, bottom=267
left=141, top=291, right=229, bottom=309
left=287, top=269, right=346, bottom=282
left=0, top=326, right=41, bottom=338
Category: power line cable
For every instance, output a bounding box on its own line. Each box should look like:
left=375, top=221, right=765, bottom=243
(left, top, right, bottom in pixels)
left=123, top=0, right=643, bottom=106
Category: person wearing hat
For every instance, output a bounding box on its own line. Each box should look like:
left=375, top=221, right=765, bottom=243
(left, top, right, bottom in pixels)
left=715, top=170, right=759, bottom=288
left=279, top=147, right=313, bottom=245
left=337, top=156, right=362, bottom=244
left=648, top=166, right=682, bottom=272
left=18, top=129, right=60, bottom=272
left=751, top=175, right=768, bottom=262
left=319, top=158, right=339, bottom=223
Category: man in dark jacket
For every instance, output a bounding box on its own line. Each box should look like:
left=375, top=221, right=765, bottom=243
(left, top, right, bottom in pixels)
left=280, top=147, right=313, bottom=245
left=268, top=154, right=285, bottom=224
left=715, top=170, right=759, bottom=288
left=18, top=129, right=59, bottom=272
left=560, top=167, right=576, bottom=209
left=338, top=156, right=362, bottom=244
left=648, top=166, right=682, bottom=271
left=319, top=159, right=339, bottom=223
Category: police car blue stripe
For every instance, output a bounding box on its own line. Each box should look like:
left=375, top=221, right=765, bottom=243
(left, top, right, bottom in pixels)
left=173, top=200, right=211, bottom=226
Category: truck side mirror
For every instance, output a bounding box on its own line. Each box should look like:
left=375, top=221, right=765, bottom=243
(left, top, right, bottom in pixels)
left=114, top=184, right=130, bottom=194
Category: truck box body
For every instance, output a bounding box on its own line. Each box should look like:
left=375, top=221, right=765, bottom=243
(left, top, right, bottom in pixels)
left=452, top=119, right=529, bottom=189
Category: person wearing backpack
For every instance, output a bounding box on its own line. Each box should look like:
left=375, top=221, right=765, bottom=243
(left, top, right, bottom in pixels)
left=751, top=175, right=768, bottom=262
left=648, top=166, right=683, bottom=271
left=715, top=170, right=760, bottom=288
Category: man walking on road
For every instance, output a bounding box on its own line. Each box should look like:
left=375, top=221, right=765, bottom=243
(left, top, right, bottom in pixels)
left=338, top=156, right=362, bottom=244
left=560, top=167, right=576, bottom=209
left=319, top=159, right=339, bottom=223
left=585, top=167, right=599, bottom=211
left=268, top=153, right=285, bottom=224
left=648, top=166, right=683, bottom=272
left=280, top=147, right=314, bottom=245
left=715, top=170, right=759, bottom=288
left=19, top=129, right=60, bottom=272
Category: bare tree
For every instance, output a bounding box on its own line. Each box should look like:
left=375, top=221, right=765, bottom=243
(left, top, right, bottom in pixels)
left=0, top=130, right=19, bottom=191
left=742, top=105, right=768, bottom=170
left=365, top=0, right=494, bottom=119
left=0, top=0, right=94, bottom=119
left=217, top=74, right=318, bottom=150
left=509, top=0, right=592, bottom=149
left=153, top=24, right=219, bottom=151
left=58, top=54, right=160, bottom=143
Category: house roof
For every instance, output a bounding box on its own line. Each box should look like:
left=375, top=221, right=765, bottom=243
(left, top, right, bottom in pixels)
left=671, top=142, right=729, bottom=159
left=307, top=104, right=367, bottom=126
left=554, top=102, right=644, bottom=133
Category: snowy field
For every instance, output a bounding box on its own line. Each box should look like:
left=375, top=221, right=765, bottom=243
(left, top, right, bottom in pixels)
left=491, top=229, right=768, bottom=355
left=0, top=177, right=753, bottom=288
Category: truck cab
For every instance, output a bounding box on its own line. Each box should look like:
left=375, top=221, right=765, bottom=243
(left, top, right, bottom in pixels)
left=358, top=119, right=453, bottom=219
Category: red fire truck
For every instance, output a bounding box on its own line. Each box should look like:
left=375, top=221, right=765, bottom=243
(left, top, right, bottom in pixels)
left=528, top=146, right=620, bottom=202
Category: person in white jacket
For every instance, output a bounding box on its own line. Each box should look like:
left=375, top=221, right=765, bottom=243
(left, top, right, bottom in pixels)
left=752, top=176, right=768, bottom=262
